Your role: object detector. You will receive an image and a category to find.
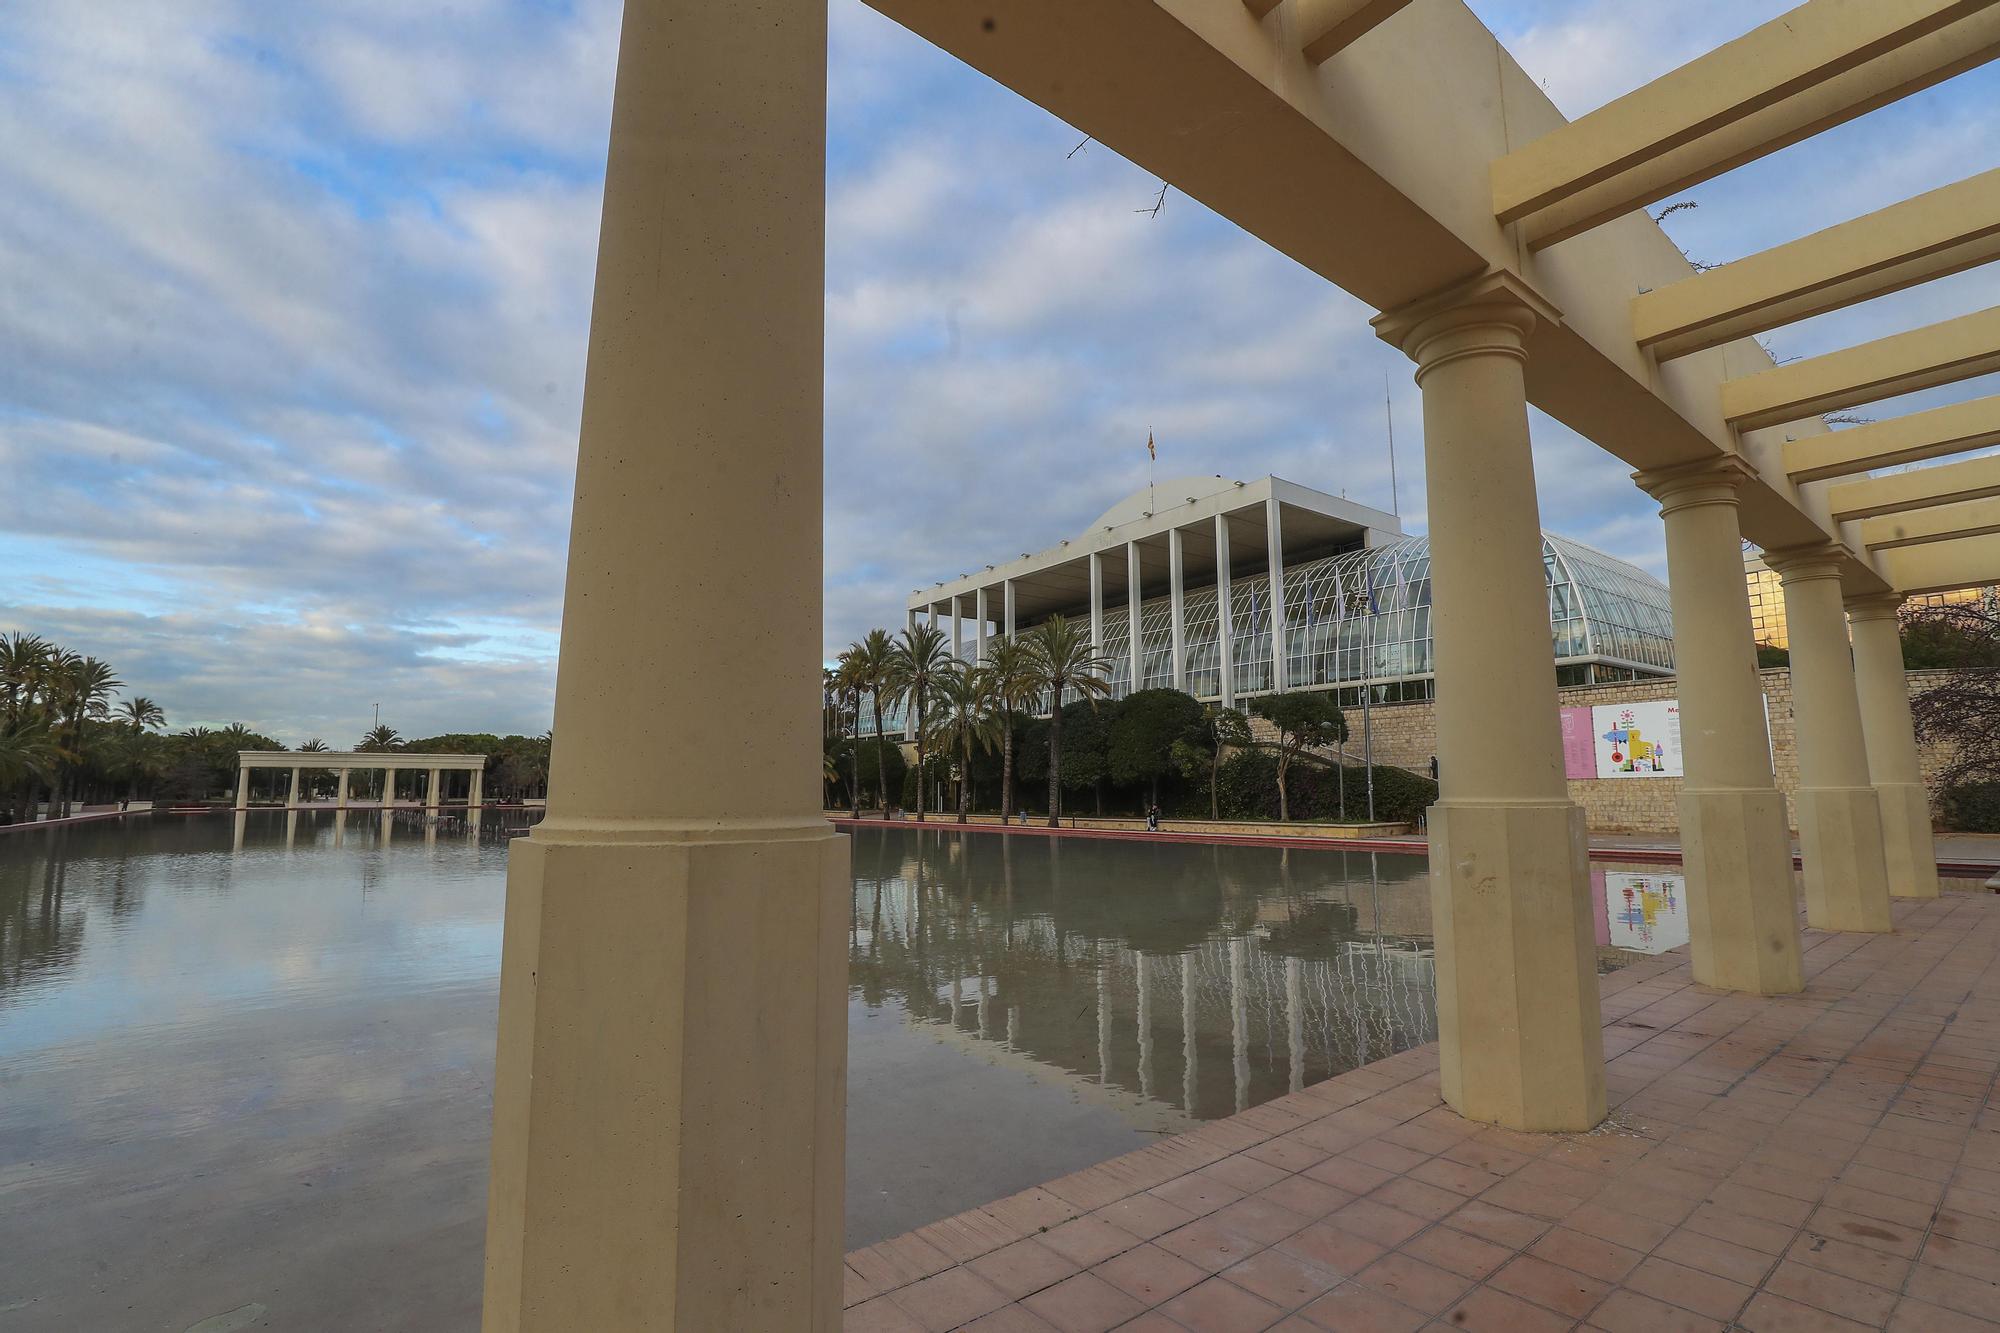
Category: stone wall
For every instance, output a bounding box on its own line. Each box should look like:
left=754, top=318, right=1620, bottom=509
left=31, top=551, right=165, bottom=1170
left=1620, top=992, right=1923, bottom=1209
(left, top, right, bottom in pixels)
left=1250, top=668, right=1963, bottom=834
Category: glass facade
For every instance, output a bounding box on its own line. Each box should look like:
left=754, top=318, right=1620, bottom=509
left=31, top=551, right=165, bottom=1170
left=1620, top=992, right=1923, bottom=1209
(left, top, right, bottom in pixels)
left=864, top=532, right=1675, bottom=733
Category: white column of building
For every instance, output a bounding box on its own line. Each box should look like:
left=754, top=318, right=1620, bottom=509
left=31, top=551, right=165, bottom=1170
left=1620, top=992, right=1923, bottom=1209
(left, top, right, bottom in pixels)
left=1003, top=580, right=1016, bottom=640
left=1126, top=542, right=1143, bottom=696
left=335, top=767, right=350, bottom=809
left=1215, top=514, right=1236, bottom=708
left=1265, top=495, right=1288, bottom=693
left=1168, top=527, right=1187, bottom=692
left=950, top=596, right=963, bottom=661
left=428, top=767, right=442, bottom=811
left=383, top=767, right=398, bottom=807
left=975, top=587, right=989, bottom=662
left=1088, top=551, right=1105, bottom=658
left=1848, top=594, right=1941, bottom=899
left=289, top=766, right=301, bottom=808
left=468, top=766, right=483, bottom=811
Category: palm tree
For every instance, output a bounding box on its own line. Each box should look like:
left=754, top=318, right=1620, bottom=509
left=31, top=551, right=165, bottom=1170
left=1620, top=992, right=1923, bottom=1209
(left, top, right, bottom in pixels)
left=113, top=696, right=165, bottom=809
left=926, top=664, right=1003, bottom=824
left=298, top=738, right=329, bottom=801
left=117, top=696, right=165, bottom=735
left=1020, top=615, right=1112, bottom=828
left=0, top=721, right=56, bottom=806
left=47, top=654, right=121, bottom=818
left=834, top=650, right=868, bottom=818
left=359, top=724, right=402, bottom=752
left=1, top=634, right=52, bottom=823
left=985, top=638, right=1039, bottom=821
left=882, top=624, right=951, bottom=820
left=849, top=628, right=896, bottom=817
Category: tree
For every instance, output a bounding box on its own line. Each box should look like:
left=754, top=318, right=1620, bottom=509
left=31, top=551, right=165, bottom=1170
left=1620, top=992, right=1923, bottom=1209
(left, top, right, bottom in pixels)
left=986, top=638, right=1039, bottom=821
left=1020, top=615, right=1113, bottom=826
left=358, top=724, right=402, bottom=752
left=1909, top=600, right=2000, bottom=793
left=1755, top=643, right=1789, bottom=668
left=834, top=650, right=867, bottom=817
left=1172, top=703, right=1251, bottom=821
left=926, top=663, right=1002, bottom=823
left=848, top=628, right=897, bottom=818
left=883, top=624, right=952, bottom=820
left=46, top=654, right=121, bottom=818
left=1058, top=699, right=1115, bottom=815
left=1250, top=691, right=1349, bottom=822
left=1108, top=688, right=1204, bottom=807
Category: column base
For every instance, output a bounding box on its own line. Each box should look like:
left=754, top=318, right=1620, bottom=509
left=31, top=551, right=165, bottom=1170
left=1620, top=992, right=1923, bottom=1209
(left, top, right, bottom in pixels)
left=1429, top=800, right=1605, bottom=1133
left=1875, top=782, right=1940, bottom=900
left=482, top=826, right=849, bottom=1333
left=1797, top=786, right=1893, bottom=933
left=1678, top=789, right=1802, bottom=995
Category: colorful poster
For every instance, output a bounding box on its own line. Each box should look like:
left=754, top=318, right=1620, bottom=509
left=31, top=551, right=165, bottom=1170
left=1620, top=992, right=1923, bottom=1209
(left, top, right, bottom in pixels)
left=1603, top=872, right=1688, bottom=955
left=1559, top=707, right=1596, bottom=779
left=1591, top=699, right=1683, bottom=779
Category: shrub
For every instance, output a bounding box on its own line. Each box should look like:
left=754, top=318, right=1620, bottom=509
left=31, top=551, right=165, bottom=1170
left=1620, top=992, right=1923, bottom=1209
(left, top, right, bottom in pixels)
left=1939, top=781, right=2000, bottom=833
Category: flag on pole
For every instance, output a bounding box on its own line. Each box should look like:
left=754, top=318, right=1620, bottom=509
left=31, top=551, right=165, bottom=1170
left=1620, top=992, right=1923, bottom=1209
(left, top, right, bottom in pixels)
left=1146, top=430, right=1155, bottom=461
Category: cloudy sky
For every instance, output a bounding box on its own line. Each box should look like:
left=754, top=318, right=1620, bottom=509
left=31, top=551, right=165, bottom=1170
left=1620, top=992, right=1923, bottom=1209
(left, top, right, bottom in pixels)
left=2, top=0, right=1996, bottom=744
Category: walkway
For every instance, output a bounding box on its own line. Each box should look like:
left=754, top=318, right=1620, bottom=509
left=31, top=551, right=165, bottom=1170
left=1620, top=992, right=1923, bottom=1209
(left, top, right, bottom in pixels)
left=844, top=892, right=2000, bottom=1332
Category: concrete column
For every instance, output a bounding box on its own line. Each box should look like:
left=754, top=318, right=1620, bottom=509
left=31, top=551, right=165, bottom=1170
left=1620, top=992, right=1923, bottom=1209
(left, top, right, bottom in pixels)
left=382, top=767, right=398, bottom=808
left=1373, top=275, right=1602, bottom=1132
left=1764, top=543, right=1892, bottom=933
left=1847, top=593, right=1940, bottom=900
left=1126, top=541, right=1142, bottom=696
left=1088, top=551, right=1105, bottom=658
left=1635, top=459, right=1801, bottom=995
left=427, top=767, right=442, bottom=811
left=950, top=595, right=963, bottom=661
left=469, top=768, right=483, bottom=812
left=235, top=766, right=250, bottom=812
left=289, top=767, right=301, bottom=809
left=480, top=1, right=847, bottom=1328
left=1168, top=527, right=1187, bottom=691
left=1003, top=580, right=1016, bottom=640
left=975, top=587, right=988, bottom=662
left=335, top=768, right=350, bottom=809
left=1265, top=495, right=1288, bottom=692
left=1215, top=514, right=1236, bottom=708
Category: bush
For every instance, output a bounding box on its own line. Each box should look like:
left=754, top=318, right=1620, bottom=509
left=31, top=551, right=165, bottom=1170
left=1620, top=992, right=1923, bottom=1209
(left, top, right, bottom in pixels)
left=1939, top=781, right=2000, bottom=833
left=1199, top=747, right=1437, bottom=825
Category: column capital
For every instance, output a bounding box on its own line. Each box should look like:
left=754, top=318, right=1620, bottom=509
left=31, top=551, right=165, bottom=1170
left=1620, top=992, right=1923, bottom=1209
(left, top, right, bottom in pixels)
left=1761, top=541, right=1850, bottom=586
left=1844, top=591, right=1906, bottom=622
left=1632, top=454, right=1758, bottom=513
left=1370, top=271, right=1562, bottom=378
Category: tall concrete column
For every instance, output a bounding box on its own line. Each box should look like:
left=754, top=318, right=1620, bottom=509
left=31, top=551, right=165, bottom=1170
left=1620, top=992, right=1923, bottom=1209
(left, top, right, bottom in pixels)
left=335, top=768, right=349, bottom=809
left=1847, top=594, right=1939, bottom=900
left=1003, top=580, right=1016, bottom=640
left=1126, top=541, right=1143, bottom=695
left=382, top=767, right=398, bottom=807
left=481, top=0, right=847, bottom=1328
left=469, top=768, right=484, bottom=812
left=1265, top=496, right=1288, bottom=692
left=975, top=587, right=988, bottom=662
left=950, top=595, right=963, bottom=661
left=1215, top=514, right=1236, bottom=708
left=1373, top=274, right=1602, bottom=1132
left=1764, top=544, right=1892, bottom=933
left=1168, top=527, right=1186, bottom=691
left=1088, top=551, right=1105, bottom=659
left=235, top=766, right=250, bottom=812
left=427, top=767, right=442, bottom=811
left=1636, top=459, right=1800, bottom=994
left=289, top=767, right=301, bottom=809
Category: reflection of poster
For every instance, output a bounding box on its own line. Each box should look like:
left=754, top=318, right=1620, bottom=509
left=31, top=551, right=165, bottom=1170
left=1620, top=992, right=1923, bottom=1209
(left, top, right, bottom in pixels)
left=1604, top=872, right=1688, bottom=955
left=1592, top=700, right=1683, bottom=778
left=1559, top=707, right=1595, bottom=779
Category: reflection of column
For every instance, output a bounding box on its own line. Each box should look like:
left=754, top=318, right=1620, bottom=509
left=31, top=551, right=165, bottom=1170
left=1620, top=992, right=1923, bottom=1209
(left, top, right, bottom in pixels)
left=976, top=972, right=990, bottom=1041
left=235, top=766, right=250, bottom=813
left=1181, top=953, right=1197, bottom=1113
left=380, top=808, right=393, bottom=843
left=1168, top=527, right=1186, bottom=692
left=1215, top=514, right=1236, bottom=708
left=1006, top=1007, right=1019, bottom=1052
left=1765, top=543, right=1893, bottom=932
left=1848, top=594, right=1940, bottom=900
left=333, top=811, right=345, bottom=847
left=1097, top=959, right=1112, bottom=1085
left=427, top=767, right=442, bottom=811
left=481, top=2, right=848, bottom=1326
left=1136, top=953, right=1154, bottom=1101
left=1636, top=459, right=1801, bottom=994
left=1127, top=541, right=1142, bottom=696
left=232, top=810, right=247, bottom=851
left=289, top=767, right=301, bottom=808
left=1229, top=937, right=1249, bottom=1114
left=335, top=768, right=350, bottom=809
left=383, top=767, right=398, bottom=808
left=1285, top=956, right=1304, bottom=1096
left=1373, top=275, right=1603, bottom=1132
left=1265, top=495, right=1288, bottom=692
left=285, top=810, right=298, bottom=850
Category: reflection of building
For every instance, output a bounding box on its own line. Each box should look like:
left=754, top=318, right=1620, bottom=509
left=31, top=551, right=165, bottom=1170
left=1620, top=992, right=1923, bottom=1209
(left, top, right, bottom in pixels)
left=1745, top=545, right=1998, bottom=650
left=873, top=476, right=1674, bottom=733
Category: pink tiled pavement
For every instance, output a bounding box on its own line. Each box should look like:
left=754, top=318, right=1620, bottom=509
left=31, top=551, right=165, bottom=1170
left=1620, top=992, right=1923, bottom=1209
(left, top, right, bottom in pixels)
left=845, top=891, right=2000, bottom=1331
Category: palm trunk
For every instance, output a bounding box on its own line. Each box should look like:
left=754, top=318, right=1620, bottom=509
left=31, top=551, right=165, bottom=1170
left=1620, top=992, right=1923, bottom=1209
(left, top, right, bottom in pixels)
left=914, top=696, right=926, bottom=821
left=870, top=696, right=888, bottom=817
left=1000, top=707, right=1015, bottom=820
left=848, top=690, right=861, bottom=819
left=1209, top=744, right=1221, bottom=821
left=1276, top=751, right=1290, bottom=822
left=1045, top=700, right=1062, bottom=828
left=958, top=731, right=970, bottom=824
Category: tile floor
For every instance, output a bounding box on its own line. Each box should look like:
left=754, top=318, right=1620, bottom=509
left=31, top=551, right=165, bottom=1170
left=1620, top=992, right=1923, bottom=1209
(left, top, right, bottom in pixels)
left=844, top=891, right=2000, bottom=1331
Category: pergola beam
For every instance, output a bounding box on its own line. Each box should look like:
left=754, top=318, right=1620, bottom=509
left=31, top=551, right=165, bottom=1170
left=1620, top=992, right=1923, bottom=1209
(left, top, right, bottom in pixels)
left=1635, top=168, right=2000, bottom=360
left=1880, top=530, right=2000, bottom=594
left=1784, top=393, right=2000, bottom=481
left=1294, top=0, right=1413, bottom=63
left=1860, top=494, right=2000, bottom=549
left=1501, top=4, right=2000, bottom=249
left=1827, top=453, right=2000, bottom=521
left=1721, top=304, right=2000, bottom=431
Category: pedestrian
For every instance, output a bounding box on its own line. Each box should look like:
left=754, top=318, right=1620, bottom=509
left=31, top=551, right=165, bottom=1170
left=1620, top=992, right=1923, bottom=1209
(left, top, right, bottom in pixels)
left=1428, top=754, right=1439, bottom=782
left=1146, top=803, right=1160, bottom=832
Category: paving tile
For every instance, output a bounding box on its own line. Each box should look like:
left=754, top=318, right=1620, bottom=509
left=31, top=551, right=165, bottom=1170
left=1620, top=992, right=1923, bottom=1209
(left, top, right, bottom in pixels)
left=1886, top=1296, right=2000, bottom=1333
left=1584, top=1287, right=1725, bottom=1333
left=845, top=1295, right=929, bottom=1333
left=1446, top=1199, right=1552, bottom=1250
left=1353, top=1252, right=1474, bottom=1316
left=1527, top=1226, right=1643, bottom=1284
left=1785, top=1229, right=1913, bottom=1291
left=1908, top=1262, right=2000, bottom=1322
left=1371, top=1176, right=1465, bottom=1222
left=1399, top=1225, right=1514, bottom=1280
left=1326, top=1197, right=1432, bottom=1249
left=1653, top=1227, right=1775, bottom=1287
left=1303, top=1154, right=1398, bottom=1197
left=1092, top=1243, right=1207, bottom=1306
left=889, top=1267, right=1013, bottom=1332
left=1761, top=1259, right=1899, bottom=1326
left=1155, top=1276, right=1287, bottom=1332
left=1437, top=1283, right=1577, bottom=1333
left=1733, top=1290, right=1875, bottom=1333
left=1297, top=1280, right=1431, bottom=1332
left=1221, top=1247, right=1345, bottom=1310
left=1272, top=1221, right=1388, bottom=1280
left=1619, top=1255, right=1753, bottom=1324
left=1019, top=1272, right=1147, bottom=1333
left=960, top=1306, right=1060, bottom=1333
left=1200, top=1154, right=1294, bottom=1196
left=1488, top=1253, right=1611, bottom=1319
left=1805, top=1205, right=1925, bottom=1259
left=1210, top=1195, right=1312, bottom=1246
left=1149, top=1174, right=1246, bottom=1219
left=968, top=1238, right=1083, bottom=1302
left=1254, top=1174, right=1353, bottom=1221
left=1092, top=1193, right=1195, bottom=1242
left=1041, top=1216, right=1143, bottom=1268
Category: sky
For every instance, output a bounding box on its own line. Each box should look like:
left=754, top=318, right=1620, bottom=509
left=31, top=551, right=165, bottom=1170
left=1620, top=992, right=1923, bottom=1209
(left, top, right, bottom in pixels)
left=2, top=0, right=1997, bottom=744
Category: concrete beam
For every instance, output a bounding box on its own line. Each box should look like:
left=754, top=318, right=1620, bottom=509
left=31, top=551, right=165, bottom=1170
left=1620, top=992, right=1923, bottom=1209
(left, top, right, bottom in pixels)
left=1294, top=0, right=1414, bottom=63
left=1827, top=453, right=2000, bottom=521
left=1635, top=168, right=2000, bottom=360
left=1880, top=530, right=2000, bottom=594
left=1860, top=494, right=2000, bottom=549
left=1722, top=304, right=2000, bottom=431
left=1506, top=5, right=2000, bottom=248
left=1785, top=394, right=2000, bottom=481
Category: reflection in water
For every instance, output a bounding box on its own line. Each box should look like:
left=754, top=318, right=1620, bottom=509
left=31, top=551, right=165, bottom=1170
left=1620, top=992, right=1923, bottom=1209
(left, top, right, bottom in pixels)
left=1602, top=870, right=1690, bottom=954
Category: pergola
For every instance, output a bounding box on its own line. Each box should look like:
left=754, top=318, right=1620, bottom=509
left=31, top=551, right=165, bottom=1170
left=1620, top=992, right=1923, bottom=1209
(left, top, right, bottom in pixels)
left=233, top=750, right=486, bottom=811
left=479, top=2, right=2000, bottom=1328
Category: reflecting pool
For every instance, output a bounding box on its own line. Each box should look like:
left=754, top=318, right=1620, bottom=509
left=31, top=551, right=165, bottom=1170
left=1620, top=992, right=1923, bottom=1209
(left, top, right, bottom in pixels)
left=0, top=813, right=1864, bottom=1330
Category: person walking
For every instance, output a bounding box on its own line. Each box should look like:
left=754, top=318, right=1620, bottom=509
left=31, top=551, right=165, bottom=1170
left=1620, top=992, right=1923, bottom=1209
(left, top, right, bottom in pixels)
left=1146, top=803, right=1160, bottom=833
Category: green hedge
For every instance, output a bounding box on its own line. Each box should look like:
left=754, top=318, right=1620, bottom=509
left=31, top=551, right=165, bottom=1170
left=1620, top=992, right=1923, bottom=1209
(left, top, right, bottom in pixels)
left=1201, top=747, right=1436, bottom=824
left=1940, top=781, right=2000, bottom=834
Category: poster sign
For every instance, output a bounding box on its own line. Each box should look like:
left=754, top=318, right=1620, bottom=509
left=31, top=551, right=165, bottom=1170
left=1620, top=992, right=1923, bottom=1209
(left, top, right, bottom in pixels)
left=1603, top=872, right=1688, bottom=955
left=1592, top=700, right=1682, bottom=778
left=1559, top=707, right=1595, bottom=779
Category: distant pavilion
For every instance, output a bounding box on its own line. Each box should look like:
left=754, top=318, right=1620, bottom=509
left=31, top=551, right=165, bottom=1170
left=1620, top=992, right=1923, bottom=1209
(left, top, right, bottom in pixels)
left=233, top=751, right=487, bottom=811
